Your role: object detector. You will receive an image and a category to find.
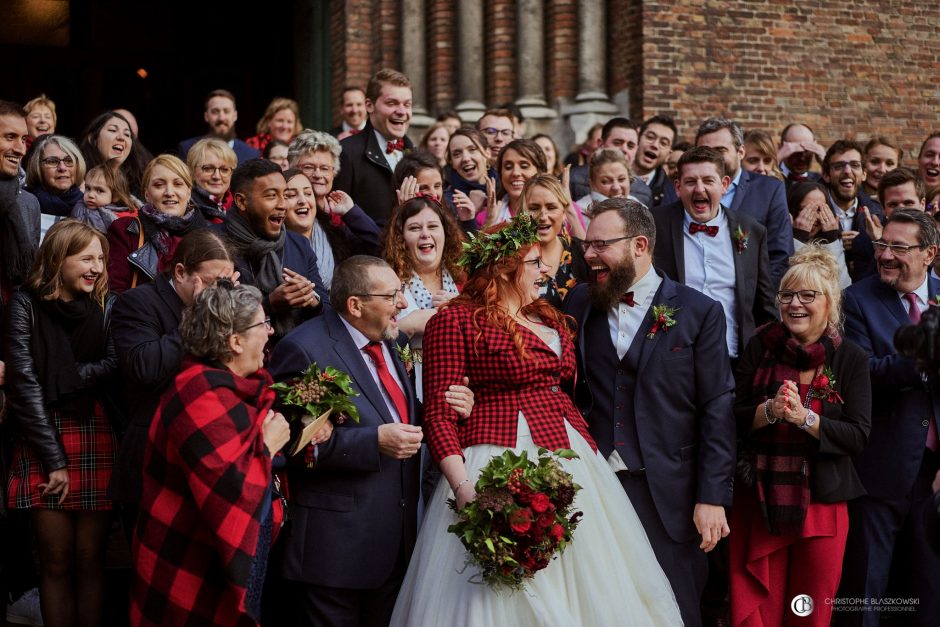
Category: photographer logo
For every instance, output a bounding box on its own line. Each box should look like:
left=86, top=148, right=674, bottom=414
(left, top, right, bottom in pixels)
left=791, top=594, right=814, bottom=617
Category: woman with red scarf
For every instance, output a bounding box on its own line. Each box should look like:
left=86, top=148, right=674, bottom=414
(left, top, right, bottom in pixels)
left=131, top=281, right=292, bottom=626
left=731, top=245, right=871, bottom=627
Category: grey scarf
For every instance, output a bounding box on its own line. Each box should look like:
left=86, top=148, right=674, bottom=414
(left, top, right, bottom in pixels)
left=224, top=209, right=286, bottom=295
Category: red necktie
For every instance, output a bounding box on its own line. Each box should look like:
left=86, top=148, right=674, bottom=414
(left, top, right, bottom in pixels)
left=689, top=222, right=719, bottom=237
left=386, top=138, right=405, bottom=154
left=363, top=342, right=409, bottom=424
left=905, top=293, right=938, bottom=450
left=620, top=292, right=635, bottom=307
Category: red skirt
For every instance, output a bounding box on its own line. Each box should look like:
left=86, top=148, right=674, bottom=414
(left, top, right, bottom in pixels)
left=6, top=407, right=117, bottom=511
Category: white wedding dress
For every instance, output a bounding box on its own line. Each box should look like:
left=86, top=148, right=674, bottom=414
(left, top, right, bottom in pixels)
left=391, top=332, right=682, bottom=627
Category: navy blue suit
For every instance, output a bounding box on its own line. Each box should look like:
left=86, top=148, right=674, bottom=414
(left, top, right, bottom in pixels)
left=831, top=195, right=884, bottom=283
left=177, top=135, right=260, bottom=164
left=270, top=309, right=420, bottom=625
left=839, top=274, right=940, bottom=626
left=564, top=274, right=735, bottom=626
left=727, top=169, right=793, bottom=288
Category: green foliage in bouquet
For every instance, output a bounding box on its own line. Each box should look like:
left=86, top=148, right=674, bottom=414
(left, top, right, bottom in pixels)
left=270, top=363, right=361, bottom=423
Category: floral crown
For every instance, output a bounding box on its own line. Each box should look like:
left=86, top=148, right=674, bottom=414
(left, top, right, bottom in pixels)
left=457, top=211, right=540, bottom=271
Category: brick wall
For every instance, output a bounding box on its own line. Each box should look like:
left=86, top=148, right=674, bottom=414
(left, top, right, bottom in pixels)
left=427, top=0, right=457, bottom=114
left=485, top=0, right=517, bottom=106
left=329, top=0, right=374, bottom=127
left=634, top=0, right=940, bottom=159
left=546, top=0, right=578, bottom=103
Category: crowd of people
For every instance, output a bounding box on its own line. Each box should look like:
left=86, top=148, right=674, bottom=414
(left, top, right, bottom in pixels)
left=0, top=65, right=939, bottom=627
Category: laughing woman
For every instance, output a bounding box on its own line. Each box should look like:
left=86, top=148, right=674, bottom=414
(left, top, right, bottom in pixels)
left=25, top=135, right=86, bottom=220
left=79, top=111, right=152, bottom=198
left=107, top=155, right=207, bottom=293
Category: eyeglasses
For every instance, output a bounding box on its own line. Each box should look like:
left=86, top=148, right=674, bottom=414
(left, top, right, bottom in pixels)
left=199, top=165, right=233, bottom=176
left=523, top=256, right=545, bottom=268
left=828, top=160, right=863, bottom=172
left=299, top=164, right=334, bottom=176
left=40, top=156, right=74, bottom=168
left=240, top=317, right=272, bottom=332
left=872, top=241, right=926, bottom=255
left=582, top=235, right=637, bottom=253
left=355, top=283, right=407, bottom=303
left=777, top=290, right=823, bottom=304
left=480, top=127, right=514, bottom=139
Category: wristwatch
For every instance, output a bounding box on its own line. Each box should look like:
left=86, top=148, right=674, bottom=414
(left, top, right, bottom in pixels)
left=800, top=409, right=818, bottom=430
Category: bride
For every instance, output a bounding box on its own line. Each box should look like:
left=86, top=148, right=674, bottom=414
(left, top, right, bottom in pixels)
left=391, top=212, right=681, bottom=626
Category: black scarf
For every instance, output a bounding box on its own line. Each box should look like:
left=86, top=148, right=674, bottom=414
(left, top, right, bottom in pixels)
left=139, top=203, right=203, bottom=254
left=32, top=294, right=106, bottom=411
left=32, top=185, right=83, bottom=218
left=0, top=176, right=37, bottom=284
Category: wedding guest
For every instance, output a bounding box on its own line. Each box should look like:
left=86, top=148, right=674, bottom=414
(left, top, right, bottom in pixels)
left=420, top=122, right=449, bottom=168
left=70, top=164, right=137, bottom=234
left=25, top=135, right=85, bottom=218
left=576, top=148, right=633, bottom=218
left=861, top=137, right=901, bottom=205
left=186, top=137, right=237, bottom=224
left=393, top=151, right=445, bottom=203
left=788, top=181, right=851, bottom=288
left=0, top=100, right=41, bottom=293
left=244, top=97, right=302, bottom=153
left=264, top=140, right=290, bottom=171
left=107, top=154, right=207, bottom=293
left=742, top=130, right=783, bottom=180
left=533, top=133, right=564, bottom=178
left=79, top=111, right=152, bottom=197
left=730, top=245, right=870, bottom=627
left=444, top=128, right=495, bottom=229
left=4, top=220, right=118, bottom=627
left=436, top=110, right=462, bottom=136
left=480, top=138, right=546, bottom=228
left=23, top=95, right=56, bottom=145
left=131, top=281, right=291, bottom=626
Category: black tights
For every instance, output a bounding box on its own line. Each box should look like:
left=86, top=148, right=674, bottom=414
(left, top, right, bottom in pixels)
left=31, top=509, right=111, bottom=627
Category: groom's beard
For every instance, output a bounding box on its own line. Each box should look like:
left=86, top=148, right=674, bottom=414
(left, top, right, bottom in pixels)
left=588, top=261, right=636, bottom=311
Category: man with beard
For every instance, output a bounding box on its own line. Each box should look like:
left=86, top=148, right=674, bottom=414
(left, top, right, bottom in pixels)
left=633, top=114, right=679, bottom=208
left=569, top=117, right=654, bottom=207
left=839, top=209, right=940, bottom=626
left=777, top=123, right=826, bottom=188
left=178, top=89, right=260, bottom=164
left=823, top=139, right=884, bottom=282
left=653, top=146, right=777, bottom=364
left=334, top=69, right=415, bottom=227
left=331, top=86, right=368, bottom=139
left=220, top=159, right=328, bottom=344
left=0, top=100, right=40, bottom=298
left=564, top=197, right=735, bottom=627
left=695, top=117, right=792, bottom=288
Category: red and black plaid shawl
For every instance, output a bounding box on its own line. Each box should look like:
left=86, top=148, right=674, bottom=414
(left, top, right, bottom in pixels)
left=750, top=322, right=841, bottom=535
left=131, top=357, right=276, bottom=627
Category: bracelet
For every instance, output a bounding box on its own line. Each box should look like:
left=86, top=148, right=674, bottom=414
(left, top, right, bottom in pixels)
left=453, top=478, right=471, bottom=493
left=763, top=400, right=778, bottom=424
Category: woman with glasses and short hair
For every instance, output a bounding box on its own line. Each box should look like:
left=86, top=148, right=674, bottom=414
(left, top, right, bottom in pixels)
left=25, top=135, right=87, bottom=240
left=730, top=245, right=871, bottom=627
left=186, top=137, right=238, bottom=224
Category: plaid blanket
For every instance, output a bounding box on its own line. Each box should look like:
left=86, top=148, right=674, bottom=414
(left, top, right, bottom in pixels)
left=131, top=357, right=276, bottom=626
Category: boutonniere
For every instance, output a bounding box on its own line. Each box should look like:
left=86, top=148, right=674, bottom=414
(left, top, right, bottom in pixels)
left=394, top=344, right=421, bottom=375
left=810, top=366, right=843, bottom=404
left=647, top=304, right=679, bottom=339
left=733, top=225, right=749, bottom=254
left=931, top=294, right=940, bottom=307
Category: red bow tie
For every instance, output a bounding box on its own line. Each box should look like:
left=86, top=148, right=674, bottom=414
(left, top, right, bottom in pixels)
left=689, top=222, right=719, bottom=237
left=386, top=138, right=405, bottom=154
left=348, top=128, right=361, bottom=136
left=620, top=292, right=635, bottom=307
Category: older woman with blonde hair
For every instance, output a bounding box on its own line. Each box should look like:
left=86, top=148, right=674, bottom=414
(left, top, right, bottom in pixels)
left=245, top=97, right=303, bottom=153
left=26, top=135, right=87, bottom=220
left=24, top=94, right=56, bottom=143
left=107, top=154, right=207, bottom=292
left=730, top=244, right=871, bottom=627
left=186, top=137, right=238, bottom=223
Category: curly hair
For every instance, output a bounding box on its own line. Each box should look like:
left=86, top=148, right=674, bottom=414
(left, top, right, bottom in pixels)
left=447, top=231, right=573, bottom=360
left=180, top=280, right=262, bottom=363
left=382, top=196, right=466, bottom=283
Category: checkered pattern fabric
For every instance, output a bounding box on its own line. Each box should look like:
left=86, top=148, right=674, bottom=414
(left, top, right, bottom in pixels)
left=131, top=359, right=277, bottom=627
left=6, top=406, right=116, bottom=510
left=422, top=303, right=596, bottom=462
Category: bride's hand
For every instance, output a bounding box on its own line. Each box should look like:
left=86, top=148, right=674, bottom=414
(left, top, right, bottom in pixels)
left=455, top=482, right=477, bottom=509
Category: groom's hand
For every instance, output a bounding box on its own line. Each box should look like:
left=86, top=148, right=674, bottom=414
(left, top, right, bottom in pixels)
left=693, top=503, right=730, bottom=552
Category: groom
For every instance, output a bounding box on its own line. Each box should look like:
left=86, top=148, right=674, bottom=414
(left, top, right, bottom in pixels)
left=564, top=198, right=736, bottom=627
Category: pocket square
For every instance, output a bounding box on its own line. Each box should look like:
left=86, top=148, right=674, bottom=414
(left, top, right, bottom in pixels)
left=670, top=346, right=684, bottom=352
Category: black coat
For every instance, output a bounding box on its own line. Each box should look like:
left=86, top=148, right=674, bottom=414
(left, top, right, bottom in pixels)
left=733, top=333, right=872, bottom=503
left=110, top=275, right=185, bottom=503
left=332, top=120, right=414, bottom=227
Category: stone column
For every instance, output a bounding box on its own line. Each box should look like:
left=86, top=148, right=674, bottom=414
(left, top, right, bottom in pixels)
left=454, top=0, right=487, bottom=123
left=401, top=0, right=434, bottom=137
left=515, top=0, right=557, bottom=130
left=564, top=0, right=618, bottom=143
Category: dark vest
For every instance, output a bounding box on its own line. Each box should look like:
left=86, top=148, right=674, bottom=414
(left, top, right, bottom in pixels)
left=584, top=307, right=647, bottom=470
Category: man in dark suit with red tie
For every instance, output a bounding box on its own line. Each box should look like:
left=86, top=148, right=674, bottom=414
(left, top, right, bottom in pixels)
left=333, top=69, right=415, bottom=227
left=564, top=197, right=736, bottom=626
left=269, top=255, right=471, bottom=627
left=838, top=209, right=940, bottom=626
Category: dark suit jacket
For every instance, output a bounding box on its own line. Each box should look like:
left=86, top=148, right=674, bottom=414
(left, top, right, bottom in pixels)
left=783, top=171, right=822, bottom=193
left=647, top=166, right=678, bottom=208
left=843, top=274, right=940, bottom=498
left=728, top=169, right=793, bottom=288
left=333, top=120, right=415, bottom=227
left=564, top=275, right=736, bottom=542
left=269, top=309, right=420, bottom=589
left=653, top=202, right=778, bottom=355
left=832, top=195, right=883, bottom=283
left=734, top=330, right=871, bottom=503
left=110, top=275, right=185, bottom=504
left=177, top=135, right=260, bottom=164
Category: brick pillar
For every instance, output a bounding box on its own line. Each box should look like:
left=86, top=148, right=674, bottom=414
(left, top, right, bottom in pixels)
left=486, top=0, right=516, bottom=107
left=427, top=0, right=457, bottom=116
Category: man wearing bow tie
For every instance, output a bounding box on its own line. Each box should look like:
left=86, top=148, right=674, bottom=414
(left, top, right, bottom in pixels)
left=564, top=197, right=736, bottom=626
left=334, top=69, right=415, bottom=227
left=653, top=146, right=777, bottom=363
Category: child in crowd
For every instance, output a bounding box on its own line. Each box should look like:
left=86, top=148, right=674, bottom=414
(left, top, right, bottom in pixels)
left=70, top=165, right=137, bottom=233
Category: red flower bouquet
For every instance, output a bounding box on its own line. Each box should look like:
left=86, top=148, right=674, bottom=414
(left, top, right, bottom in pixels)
left=447, top=448, right=583, bottom=591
